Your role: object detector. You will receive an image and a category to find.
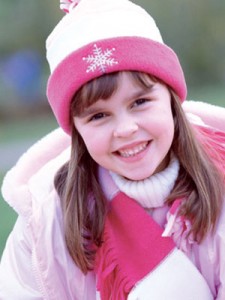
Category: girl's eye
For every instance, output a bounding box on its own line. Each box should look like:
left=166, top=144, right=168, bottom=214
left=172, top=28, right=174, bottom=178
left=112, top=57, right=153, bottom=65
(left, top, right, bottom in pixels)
left=133, top=98, right=149, bottom=107
left=89, top=112, right=106, bottom=121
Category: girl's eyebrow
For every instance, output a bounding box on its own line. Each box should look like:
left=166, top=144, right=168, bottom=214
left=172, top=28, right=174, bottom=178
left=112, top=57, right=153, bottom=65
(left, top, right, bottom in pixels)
left=129, top=83, right=155, bottom=100
left=77, top=83, right=155, bottom=118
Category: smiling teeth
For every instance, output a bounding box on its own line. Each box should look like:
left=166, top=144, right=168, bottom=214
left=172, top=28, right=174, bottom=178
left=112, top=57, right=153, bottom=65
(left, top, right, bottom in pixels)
left=119, top=142, right=148, bottom=158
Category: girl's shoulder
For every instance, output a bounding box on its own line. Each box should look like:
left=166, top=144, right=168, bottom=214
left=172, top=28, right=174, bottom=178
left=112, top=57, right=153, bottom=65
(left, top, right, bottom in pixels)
left=183, top=100, right=225, bottom=133
left=163, top=196, right=225, bottom=295
left=1, top=128, right=71, bottom=218
left=184, top=102, right=225, bottom=176
left=163, top=194, right=225, bottom=253
left=194, top=123, right=225, bottom=176
left=196, top=199, right=225, bottom=296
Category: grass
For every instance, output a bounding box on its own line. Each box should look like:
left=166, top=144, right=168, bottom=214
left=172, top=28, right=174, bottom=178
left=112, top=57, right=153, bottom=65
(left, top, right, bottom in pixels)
left=0, top=113, right=57, bottom=257
left=1, top=113, right=58, bottom=144
left=0, top=172, right=17, bottom=256
left=188, top=85, right=225, bottom=107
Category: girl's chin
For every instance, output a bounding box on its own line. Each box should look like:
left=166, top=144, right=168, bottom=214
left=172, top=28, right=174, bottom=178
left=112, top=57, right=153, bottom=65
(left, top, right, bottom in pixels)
left=121, top=171, right=155, bottom=181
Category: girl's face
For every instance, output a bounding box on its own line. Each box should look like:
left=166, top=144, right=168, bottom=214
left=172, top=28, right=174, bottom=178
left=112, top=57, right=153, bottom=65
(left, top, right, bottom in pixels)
left=73, top=72, right=174, bottom=181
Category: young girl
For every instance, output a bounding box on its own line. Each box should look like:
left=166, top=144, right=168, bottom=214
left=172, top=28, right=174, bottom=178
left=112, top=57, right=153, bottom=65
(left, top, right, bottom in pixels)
left=1, top=0, right=225, bottom=299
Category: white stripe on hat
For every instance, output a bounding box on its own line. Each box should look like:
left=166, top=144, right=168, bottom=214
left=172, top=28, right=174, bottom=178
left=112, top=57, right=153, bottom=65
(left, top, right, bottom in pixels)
left=46, top=0, right=163, bottom=72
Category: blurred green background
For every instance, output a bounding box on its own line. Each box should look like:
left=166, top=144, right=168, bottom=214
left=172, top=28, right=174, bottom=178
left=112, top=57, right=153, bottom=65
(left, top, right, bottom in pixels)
left=0, top=0, right=225, bottom=257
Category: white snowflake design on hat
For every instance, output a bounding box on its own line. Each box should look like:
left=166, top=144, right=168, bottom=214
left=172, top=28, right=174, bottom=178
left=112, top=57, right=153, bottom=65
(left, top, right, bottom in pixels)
left=83, top=44, right=118, bottom=73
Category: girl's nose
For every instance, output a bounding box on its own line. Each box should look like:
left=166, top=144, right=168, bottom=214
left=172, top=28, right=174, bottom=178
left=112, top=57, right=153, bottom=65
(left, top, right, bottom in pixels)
left=113, top=120, right=138, bottom=138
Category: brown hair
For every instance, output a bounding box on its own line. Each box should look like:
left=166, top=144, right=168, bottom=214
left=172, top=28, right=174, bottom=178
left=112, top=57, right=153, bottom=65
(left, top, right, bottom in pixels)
left=54, top=71, right=224, bottom=273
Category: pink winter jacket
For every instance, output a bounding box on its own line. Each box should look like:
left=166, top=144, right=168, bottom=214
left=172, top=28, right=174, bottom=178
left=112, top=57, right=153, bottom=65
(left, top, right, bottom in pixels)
left=0, top=101, right=225, bottom=299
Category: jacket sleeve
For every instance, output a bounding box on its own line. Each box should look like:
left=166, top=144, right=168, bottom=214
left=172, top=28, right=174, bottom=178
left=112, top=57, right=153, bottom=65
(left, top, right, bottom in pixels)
left=182, top=100, right=225, bottom=132
left=215, top=207, right=225, bottom=300
left=0, top=216, right=43, bottom=300
left=194, top=202, right=225, bottom=300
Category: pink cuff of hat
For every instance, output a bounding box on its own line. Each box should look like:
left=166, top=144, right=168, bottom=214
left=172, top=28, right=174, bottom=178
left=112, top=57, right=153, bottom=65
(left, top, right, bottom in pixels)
left=47, top=37, right=186, bottom=134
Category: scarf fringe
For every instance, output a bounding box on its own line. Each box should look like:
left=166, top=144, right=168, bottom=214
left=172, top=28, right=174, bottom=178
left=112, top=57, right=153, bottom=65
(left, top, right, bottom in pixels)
left=95, top=193, right=175, bottom=300
left=95, top=221, right=134, bottom=300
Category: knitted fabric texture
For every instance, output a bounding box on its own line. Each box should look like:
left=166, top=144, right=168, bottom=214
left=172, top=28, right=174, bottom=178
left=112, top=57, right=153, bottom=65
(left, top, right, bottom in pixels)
left=46, top=0, right=187, bottom=133
left=110, top=155, right=179, bottom=208
left=95, top=192, right=175, bottom=300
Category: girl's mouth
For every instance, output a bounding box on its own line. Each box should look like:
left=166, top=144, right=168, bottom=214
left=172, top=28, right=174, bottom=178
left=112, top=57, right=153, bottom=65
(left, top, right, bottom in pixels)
left=116, top=141, right=150, bottom=158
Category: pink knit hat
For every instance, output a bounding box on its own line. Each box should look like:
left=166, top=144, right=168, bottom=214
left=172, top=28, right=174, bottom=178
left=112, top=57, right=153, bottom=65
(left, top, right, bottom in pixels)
left=46, top=0, right=187, bottom=134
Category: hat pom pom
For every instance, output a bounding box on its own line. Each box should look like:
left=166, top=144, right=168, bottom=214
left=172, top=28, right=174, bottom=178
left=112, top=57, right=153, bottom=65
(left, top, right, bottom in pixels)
left=60, top=0, right=81, bottom=13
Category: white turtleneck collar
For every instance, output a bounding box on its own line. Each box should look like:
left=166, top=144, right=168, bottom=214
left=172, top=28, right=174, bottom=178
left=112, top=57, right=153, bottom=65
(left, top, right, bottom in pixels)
left=108, top=155, right=179, bottom=209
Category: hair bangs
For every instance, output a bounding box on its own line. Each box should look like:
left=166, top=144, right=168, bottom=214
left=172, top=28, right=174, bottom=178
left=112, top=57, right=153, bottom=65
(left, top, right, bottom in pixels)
left=71, top=72, right=119, bottom=117
left=70, top=71, right=158, bottom=119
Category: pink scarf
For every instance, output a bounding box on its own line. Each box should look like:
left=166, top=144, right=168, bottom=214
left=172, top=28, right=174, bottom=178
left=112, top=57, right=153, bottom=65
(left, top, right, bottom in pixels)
left=95, top=192, right=175, bottom=300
